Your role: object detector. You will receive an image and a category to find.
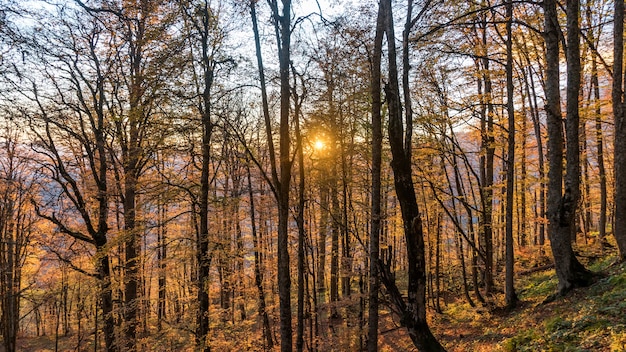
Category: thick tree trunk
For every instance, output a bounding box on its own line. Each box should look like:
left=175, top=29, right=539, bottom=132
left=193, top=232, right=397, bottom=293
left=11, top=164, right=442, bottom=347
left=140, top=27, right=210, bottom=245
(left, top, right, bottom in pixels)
left=1, top=208, right=20, bottom=352
left=275, top=1, right=293, bottom=350
left=195, top=2, right=217, bottom=348
left=505, top=0, right=517, bottom=308
left=544, top=0, right=593, bottom=295
left=121, top=3, right=151, bottom=346
left=123, top=170, right=139, bottom=352
left=97, top=250, right=115, bottom=352
left=613, top=0, right=626, bottom=261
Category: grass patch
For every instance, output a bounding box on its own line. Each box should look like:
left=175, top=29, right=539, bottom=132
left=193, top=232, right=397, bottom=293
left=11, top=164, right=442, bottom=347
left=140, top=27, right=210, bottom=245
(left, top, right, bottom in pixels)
left=501, top=329, right=540, bottom=352
left=518, top=271, right=558, bottom=300
left=545, top=316, right=571, bottom=333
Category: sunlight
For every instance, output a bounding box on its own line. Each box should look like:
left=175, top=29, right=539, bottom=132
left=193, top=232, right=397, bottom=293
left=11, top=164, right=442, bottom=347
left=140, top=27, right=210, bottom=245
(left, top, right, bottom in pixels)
left=313, top=139, right=325, bottom=151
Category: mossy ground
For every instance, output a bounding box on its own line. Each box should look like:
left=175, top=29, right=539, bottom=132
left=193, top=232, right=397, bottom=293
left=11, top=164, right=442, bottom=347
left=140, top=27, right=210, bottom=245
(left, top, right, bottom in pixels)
left=433, top=254, right=626, bottom=352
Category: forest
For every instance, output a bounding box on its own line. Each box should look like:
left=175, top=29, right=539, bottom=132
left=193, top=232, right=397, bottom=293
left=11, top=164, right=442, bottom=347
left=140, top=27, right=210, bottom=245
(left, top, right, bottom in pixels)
left=1, top=0, right=626, bottom=351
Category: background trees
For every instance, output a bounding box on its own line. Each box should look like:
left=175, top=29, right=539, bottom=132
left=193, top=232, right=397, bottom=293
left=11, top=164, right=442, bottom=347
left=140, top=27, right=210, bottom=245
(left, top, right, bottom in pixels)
left=0, top=0, right=624, bottom=350
left=0, top=123, right=38, bottom=352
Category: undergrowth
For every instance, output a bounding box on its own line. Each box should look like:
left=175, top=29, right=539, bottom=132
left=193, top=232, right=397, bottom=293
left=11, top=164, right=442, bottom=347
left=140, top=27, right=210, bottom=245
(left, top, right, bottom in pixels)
left=438, top=254, right=626, bottom=352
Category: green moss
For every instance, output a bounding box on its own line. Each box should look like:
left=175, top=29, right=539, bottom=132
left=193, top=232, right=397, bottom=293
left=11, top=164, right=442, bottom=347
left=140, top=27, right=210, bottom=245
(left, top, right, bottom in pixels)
left=502, top=329, right=539, bottom=352
left=519, top=272, right=558, bottom=300
left=588, top=255, right=615, bottom=272
left=545, top=316, right=572, bottom=334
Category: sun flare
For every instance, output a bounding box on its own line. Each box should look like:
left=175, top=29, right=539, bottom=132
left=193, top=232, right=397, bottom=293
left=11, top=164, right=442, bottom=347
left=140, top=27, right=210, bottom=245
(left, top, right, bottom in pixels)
left=313, top=139, right=325, bottom=151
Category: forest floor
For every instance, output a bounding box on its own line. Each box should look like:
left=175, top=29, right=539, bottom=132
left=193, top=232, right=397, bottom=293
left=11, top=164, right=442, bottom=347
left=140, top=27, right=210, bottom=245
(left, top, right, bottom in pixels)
left=3, top=252, right=626, bottom=351
left=433, top=252, right=626, bottom=352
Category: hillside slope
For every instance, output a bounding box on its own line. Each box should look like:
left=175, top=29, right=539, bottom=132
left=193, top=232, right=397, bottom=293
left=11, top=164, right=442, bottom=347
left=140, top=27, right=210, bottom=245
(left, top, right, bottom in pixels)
left=435, top=255, right=626, bottom=351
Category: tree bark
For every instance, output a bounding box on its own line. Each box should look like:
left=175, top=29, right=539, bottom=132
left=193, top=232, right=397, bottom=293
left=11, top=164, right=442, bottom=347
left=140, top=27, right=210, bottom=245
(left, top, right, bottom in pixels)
left=544, top=0, right=593, bottom=295
left=478, top=16, right=495, bottom=296
left=293, top=71, right=306, bottom=352
left=367, top=1, right=384, bottom=350
left=505, top=0, right=517, bottom=308
left=591, top=49, right=607, bottom=246
left=196, top=11, right=214, bottom=351
left=277, top=1, right=293, bottom=348
left=524, top=64, right=546, bottom=249
left=260, top=1, right=294, bottom=349
left=613, top=0, right=626, bottom=261
left=379, top=0, right=445, bottom=350
left=246, top=162, right=273, bottom=350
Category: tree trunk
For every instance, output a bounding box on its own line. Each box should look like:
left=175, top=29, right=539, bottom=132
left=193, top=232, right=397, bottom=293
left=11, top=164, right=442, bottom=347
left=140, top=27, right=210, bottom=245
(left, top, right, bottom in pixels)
left=435, top=213, right=442, bottom=313
left=544, top=0, right=593, bottom=295
left=246, top=162, right=273, bottom=350
left=525, top=65, right=546, bottom=249
left=591, top=48, right=607, bottom=247
left=318, top=183, right=328, bottom=321
left=613, top=0, right=626, bottom=261
left=157, top=185, right=167, bottom=332
left=367, top=2, right=384, bottom=350
left=380, top=0, right=445, bottom=350
left=505, top=0, right=517, bottom=308
left=330, top=172, right=340, bottom=319
left=479, top=16, right=495, bottom=296
left=520, top=92, right=528, bottom=248
left=294, top=75, right=306, bottom=352
left=250, top=0, right=294, bottom=349
left=123, top=166, right=139, bottom=352
left=273, top=1, right=294, bottom=349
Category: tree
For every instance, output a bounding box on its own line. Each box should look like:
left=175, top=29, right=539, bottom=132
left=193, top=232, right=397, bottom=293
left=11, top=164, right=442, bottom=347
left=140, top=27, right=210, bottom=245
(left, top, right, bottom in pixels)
left=292, top=67, right=306, bottom=352
left=368, top=2, right=384, bottom=350
left=477, top=12, right=496, bottom=296
left=91, top=1, right=180, bottom=348
left=376, top=0, right=445, bottom=350
left=250, top=0, right=293, bottom=349
left=585, top=2, right=608, bottom=248
left=178, top=0, right=229, bottom=348
left=22, top=7, right=119, bottom=348
left=245, top=158, right=273, bottom=349
left=613, top=0, right=626, bottom=261
left=504, top=0, right=517, bottom=308
left=0, top=122, right=37, bottom=352
left=544, top=0, right=593, bottom=295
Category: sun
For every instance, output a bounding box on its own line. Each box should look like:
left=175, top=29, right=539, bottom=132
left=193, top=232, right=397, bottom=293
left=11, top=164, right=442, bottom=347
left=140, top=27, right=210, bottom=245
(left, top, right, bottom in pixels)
left=313, top=139, right=325, bottom=151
